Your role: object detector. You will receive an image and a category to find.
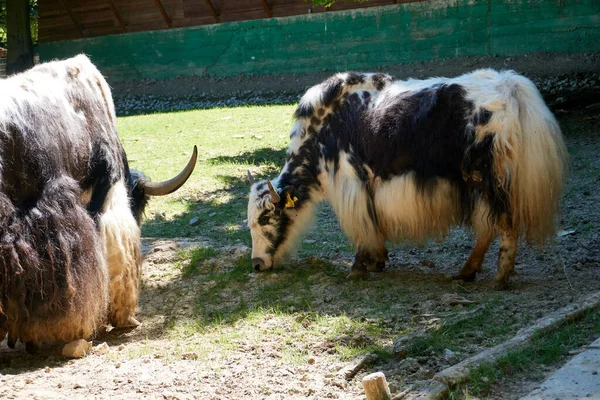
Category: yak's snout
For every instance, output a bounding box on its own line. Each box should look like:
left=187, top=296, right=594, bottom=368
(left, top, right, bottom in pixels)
left=252, top=257, right=268, bottom=272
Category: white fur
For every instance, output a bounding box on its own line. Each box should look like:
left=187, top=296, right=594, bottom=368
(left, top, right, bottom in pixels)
left=248, top=69, right=567, bottom=269
left=98, top=179, right=142, bottom=327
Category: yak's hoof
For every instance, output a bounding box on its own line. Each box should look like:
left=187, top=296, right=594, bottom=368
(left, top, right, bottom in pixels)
left=494, top=277, right=511, bottom=290
left=25, top=341, right=39, bottom=354
left=367, top=261, right=386, bottom=272
left=453, top=271, right=477, bottom=282
left=347, top=262, right=367, bottom=279
left=7, top=337, right=16, bottom=349
left=112, top=316, right=141, bottom=331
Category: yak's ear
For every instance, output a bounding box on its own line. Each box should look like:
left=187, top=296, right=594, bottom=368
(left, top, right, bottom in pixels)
left=281, top=186, right=298, bottom=209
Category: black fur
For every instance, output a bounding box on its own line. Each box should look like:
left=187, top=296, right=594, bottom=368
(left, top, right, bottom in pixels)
left=293, top=81, right=505, bottom=225
left=321, top=76, right=344, bottom=107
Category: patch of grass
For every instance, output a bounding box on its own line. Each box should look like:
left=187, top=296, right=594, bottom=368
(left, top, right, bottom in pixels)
left=406, top=298, right=516, bottom=357
left=176, top=245, right=217, bottom=276
left=118, top=105, right=294, bottom=242
left=461, top=310, right=600, bottom=397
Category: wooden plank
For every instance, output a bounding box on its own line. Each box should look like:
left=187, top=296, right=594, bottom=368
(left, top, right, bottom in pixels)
left=260, top=0, right=273, bottom=17
left=58, top=0, right=85, bottom=37
left=154, top=0, right=172, bottom=28
left=108, top=0, right=127, bottom=32
left=204, top=0, right=220, bottom=23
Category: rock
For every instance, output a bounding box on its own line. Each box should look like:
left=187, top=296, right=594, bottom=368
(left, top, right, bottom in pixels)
left=93, top=342, right=110, bottom=355
left=154, top=211, right=166, bottom=220
left=399, top=357, right=420, bottom=373
left=189, top=216, right=200, bottom=226
left=118, top=344, right=125, bottom=351
left=443, top=348, right=457, bottom=364
left=307, top=357, right=315, bottom=364
left=62, top=339, right=92, bottom=358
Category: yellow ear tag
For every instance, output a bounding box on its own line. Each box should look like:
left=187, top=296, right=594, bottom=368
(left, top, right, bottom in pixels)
left=284, top=193, right=298, bottom=209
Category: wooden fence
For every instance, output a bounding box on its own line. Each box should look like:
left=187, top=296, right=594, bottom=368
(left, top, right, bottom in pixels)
left=39, top=0, right=423, bottom=42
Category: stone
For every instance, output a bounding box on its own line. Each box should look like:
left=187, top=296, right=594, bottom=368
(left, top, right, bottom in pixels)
left=443, top=348, right=457, bottom=364
left=62, top=339, right=92, bottom=358
left=93, top=342, right=110, bottom=355
left=189, top=216, right=200, bottom=226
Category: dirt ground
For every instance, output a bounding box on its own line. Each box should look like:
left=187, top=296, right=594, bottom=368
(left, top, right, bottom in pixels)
left=111, top=52, right=600, bottom=107
left=1, top=54, right=600, bottom=400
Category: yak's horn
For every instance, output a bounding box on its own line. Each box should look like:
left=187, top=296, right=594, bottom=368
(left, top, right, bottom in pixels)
left=247, top=170, right=255, bottom=185
left=267, top=179, right=281, bottom=203
left=142, top=145, right=198, bottom=196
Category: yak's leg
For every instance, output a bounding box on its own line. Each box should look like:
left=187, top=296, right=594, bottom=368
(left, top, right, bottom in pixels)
left=455, top=230, right=494, bottom=282
left=25, top=341, right=39, bottom=354
left=100, top=181, right=142, bottom=328
left=7, top=324, right=18, bottom=349
left=494, top=217, right=519, bottom=290
left=366, top=247, right=389, bottom=272
left=347, top=243, right=388, bottom=278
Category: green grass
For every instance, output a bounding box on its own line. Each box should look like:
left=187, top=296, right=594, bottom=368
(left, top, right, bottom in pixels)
left=458, top=310, right=600, bottom=398
left=118, top=105, right=293, bottom=243
left=405, top=298, right=518, bottom=358
left=116, top=105, right=600, bottom=391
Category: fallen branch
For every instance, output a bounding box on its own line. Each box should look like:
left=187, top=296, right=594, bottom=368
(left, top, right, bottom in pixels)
left=340, top=353, right=378, bottom=379
left=434, top=291, right=600, bottom=386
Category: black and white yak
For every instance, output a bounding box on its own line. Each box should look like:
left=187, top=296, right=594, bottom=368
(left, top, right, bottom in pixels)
left=247, top=70, right=568, bottom=288
left=0, top=55, right=197, bottom=352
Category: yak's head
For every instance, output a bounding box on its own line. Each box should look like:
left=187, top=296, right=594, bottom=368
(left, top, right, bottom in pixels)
left=247, top=170, right=316, bottom=272
left=129, top=146, right=198, bottom=224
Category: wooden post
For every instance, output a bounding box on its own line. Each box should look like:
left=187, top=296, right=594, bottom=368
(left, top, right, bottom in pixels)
left=362, top=372, right=392, bottom=400
left=6, top=0, right=34, bottom=75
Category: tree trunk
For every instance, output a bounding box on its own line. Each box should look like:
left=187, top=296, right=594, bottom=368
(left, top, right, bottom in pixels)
left=6, top=0, right=34, bottom=75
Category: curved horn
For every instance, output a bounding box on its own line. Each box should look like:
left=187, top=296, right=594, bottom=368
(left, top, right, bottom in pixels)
left=267, top=179, right=281, bottom=203
left=142, top=145, right=198, bottom=196
left=247, top=170, right=255, bottom=185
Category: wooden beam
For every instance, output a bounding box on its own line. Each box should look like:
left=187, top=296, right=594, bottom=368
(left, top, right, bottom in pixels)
left=58, top=0, right=84, bottom=38
left=260, top=0, right=273, bottom=18
left=154, top=0, right=172, bottom=28
left=108, top=0, right=127, bottom=32
left=204, top=0, right=220, bottom=23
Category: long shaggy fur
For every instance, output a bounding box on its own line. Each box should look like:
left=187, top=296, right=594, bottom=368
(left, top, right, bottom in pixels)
left=248, top=69, right=568, bottom=283
left=0, top=55, right=145, bottom=348
left=0, top=177, right=108, bottom=346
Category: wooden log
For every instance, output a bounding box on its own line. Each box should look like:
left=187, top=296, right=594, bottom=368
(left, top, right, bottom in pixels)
left=362, top=372, right=392, bottom=400
left=435, top=291, right=600, bottom=386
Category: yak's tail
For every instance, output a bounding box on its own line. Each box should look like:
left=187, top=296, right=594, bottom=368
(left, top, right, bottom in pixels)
left=0, top=177, right=109, bottom=345
left=491, top=71, right=568, bottom=243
